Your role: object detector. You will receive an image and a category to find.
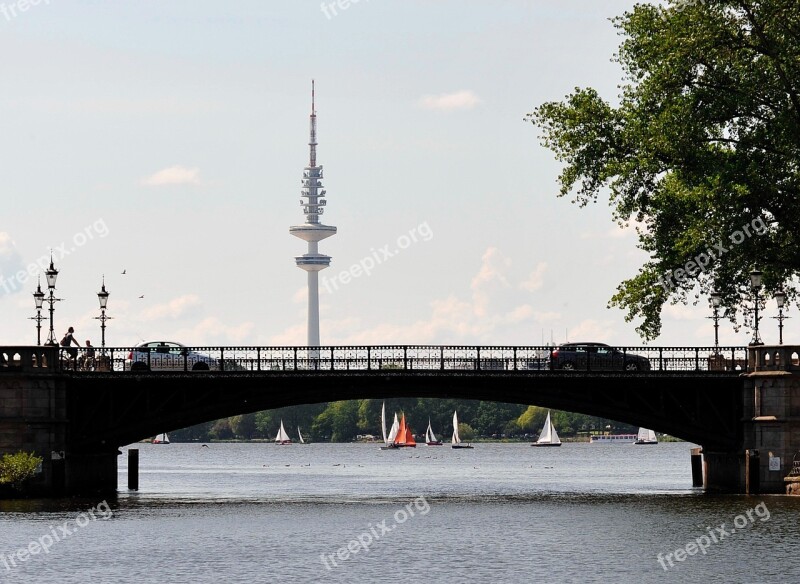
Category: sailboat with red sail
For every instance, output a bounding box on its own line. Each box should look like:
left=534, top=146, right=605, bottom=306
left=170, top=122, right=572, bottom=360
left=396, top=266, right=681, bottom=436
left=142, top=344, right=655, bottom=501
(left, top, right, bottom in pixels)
left=392, top=413, right=417, bottom=448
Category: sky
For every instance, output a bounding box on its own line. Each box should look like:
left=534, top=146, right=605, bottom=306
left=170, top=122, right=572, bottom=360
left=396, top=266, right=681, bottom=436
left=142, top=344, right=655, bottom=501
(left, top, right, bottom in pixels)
left=0, top=0, right=789, bottom=348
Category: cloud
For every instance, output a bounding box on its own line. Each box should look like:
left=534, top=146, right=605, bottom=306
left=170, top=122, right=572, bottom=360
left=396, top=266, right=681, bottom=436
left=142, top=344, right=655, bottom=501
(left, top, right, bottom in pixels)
left=566, top=319, right=617, bottom=342
left=418, top=90, right=481, bottom=112
left=0, top=233, right=25, bottom=296
left=174, top=317, right=255, bottom=345
left=471, top=247, right=512, bottom=317
left=141, top=165, right=202, bottom=187
left=140, top=294, right=203, bottom=321
left=520, top=262, right=548, bottom=292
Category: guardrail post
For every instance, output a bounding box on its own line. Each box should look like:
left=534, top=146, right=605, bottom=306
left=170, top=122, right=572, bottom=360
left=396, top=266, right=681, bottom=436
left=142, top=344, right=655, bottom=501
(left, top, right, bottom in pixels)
left=367, top=346, right=371, bottom=371
left=294, top=347, right=298, bottom=371
left=257, top=348, right=261, bottom=372
left=695, top=347, right=700, bottom=371
left=331, top=347, right=335, bottom=371
left=220, top=347, right=225, bottom=372
left=476, top=347, right=481, bottom=370
left=513, top=347, right=517, bottom=371
left=403, top=346, right=408, bottom=370
left=440, top=346, right=444, bottom=370
left=659, top=348, right=663, bottom=372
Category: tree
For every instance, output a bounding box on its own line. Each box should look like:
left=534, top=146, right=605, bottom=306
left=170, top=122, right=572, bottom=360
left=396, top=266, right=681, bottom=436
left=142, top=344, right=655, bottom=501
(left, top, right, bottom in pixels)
left=528, top=0, right=800, bottom=339
left=0, top=451, right=42, bottom=493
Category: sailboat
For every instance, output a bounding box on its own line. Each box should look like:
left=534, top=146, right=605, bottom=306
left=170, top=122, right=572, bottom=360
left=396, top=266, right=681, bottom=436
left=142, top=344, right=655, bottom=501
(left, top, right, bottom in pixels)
left=275, top=420, right=292, bottom=445
left=531, top=411, right=561, bottom=447
left=451, top=411, right=473, bottom=449
left=380, top=404, right=401, bottom=450
left=297, top=426, right=310, bottom=444
left=425, top=418, right=442, bottom=445
left=634, top=427, right=658, bottom=445
left=152, top=432, right=170, bottom=444
left=392, top=413, right=417, bottom=448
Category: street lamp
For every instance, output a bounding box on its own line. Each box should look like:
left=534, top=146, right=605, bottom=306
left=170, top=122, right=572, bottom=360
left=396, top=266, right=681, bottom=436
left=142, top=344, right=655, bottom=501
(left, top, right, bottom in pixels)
left=30, top=279, right=45, bottom=345
left=749, top=268, right=763, bottom=346
left=708, top=290, right=722, bottom=351
left=773, top=290, right=789, bottom=345
left=44, top=255, right=60, bottom=346
left=94, top=277, right=112, bottom=348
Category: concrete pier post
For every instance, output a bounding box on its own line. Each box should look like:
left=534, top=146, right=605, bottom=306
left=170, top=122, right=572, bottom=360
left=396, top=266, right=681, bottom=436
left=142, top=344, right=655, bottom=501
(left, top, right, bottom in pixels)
left=128, top=449, right=139, bottom=491
left=690, top=447, right=703, bottom=487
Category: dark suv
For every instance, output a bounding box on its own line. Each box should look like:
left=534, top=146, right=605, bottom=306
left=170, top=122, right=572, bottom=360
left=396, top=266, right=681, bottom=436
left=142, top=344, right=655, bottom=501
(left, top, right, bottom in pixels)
left=549, top=342, right=651, bottom=372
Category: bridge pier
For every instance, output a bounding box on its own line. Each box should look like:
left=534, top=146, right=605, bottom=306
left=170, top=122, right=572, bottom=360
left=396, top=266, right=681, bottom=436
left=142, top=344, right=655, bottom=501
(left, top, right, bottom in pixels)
left=737, top=345, right=800, bottom=494
left=702, top=346, right=800, bottom=494
left=0, top=347, right=118, bottom=497
left=0, top=347, right=67, bottom=497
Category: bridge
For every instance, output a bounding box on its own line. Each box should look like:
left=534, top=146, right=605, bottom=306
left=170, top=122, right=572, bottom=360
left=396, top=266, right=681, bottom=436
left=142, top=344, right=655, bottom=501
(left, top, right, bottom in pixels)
left=1, top=343, right=798, bottom=496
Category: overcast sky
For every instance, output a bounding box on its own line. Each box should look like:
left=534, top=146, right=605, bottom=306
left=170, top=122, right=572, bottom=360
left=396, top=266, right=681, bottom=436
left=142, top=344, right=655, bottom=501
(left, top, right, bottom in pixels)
left=0, top=0, right=787, bottom=348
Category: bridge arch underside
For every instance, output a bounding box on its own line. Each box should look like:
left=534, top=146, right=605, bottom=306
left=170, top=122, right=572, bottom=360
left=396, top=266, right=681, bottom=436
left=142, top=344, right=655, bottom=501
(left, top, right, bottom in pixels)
left=67, top=372, right=743, bottom=453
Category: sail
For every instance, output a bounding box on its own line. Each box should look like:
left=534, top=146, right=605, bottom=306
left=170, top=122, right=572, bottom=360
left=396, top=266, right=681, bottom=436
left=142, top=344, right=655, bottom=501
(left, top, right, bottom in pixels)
left=395, top=414, right=410, bottom=445
left=153, top=432, right=169, bottom=444
left=402, top=417, right=416, bottom=446
left=381, top=402, right=388, bottom=445
left=298, top=426, right=306, bottom=444
left=387, top=413, right=400, bottom=444
left=275, top=420, right=291, bottom=443
left=537, top=411, right=561, bottom=445
left=426, top=419, right=438, bottom=443
left=637, top=427, right=657, bottom=442
left=452, top=411, right=461, bottom=445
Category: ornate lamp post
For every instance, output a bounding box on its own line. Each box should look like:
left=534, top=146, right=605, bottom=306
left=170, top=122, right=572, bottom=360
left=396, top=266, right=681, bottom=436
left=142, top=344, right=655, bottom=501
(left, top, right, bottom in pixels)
left=44, top=256, right=60, bottom=346
left=773, top=290, right=789, bottom=345
left=709, top=290, right=722, bottom=351
left=749, top=268, right=763, bottom=346
left=94, top=278, right=111, bottom=348
left=30, top=279, right=45, bottom=345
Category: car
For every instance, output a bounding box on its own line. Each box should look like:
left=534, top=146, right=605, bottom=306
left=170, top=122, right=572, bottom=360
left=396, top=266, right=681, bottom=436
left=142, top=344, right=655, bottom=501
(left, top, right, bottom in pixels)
left=126, top=341, right=218, bottom=372
left=548, top=342, right=651, bottom=372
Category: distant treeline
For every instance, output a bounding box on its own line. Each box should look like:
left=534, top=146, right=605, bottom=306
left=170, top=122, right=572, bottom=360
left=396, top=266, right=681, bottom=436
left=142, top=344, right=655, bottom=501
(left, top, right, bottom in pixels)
left=168, top=399, right=639, bottom=443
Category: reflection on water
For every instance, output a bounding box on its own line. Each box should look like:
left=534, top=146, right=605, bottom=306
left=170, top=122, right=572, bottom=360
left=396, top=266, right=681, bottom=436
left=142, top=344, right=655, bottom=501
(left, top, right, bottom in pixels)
left=1, top=442, right=799, bottom=583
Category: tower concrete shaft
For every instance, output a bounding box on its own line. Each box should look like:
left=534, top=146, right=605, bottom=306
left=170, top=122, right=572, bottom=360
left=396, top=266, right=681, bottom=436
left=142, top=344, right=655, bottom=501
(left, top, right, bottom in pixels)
left=289, top=81, right=336, bottom=346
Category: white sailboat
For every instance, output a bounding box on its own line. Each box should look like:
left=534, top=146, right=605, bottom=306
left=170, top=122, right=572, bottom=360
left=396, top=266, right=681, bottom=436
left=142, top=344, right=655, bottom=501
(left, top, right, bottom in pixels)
left=531, top=411, right=561, bottom=447
left=275, top=420, right=292, bottom=445
left=380, top=404, right=401, bottom=450
left=298, top=426, right=309, bottom=444
left=451, top=411, right=473, bottom=449
left=425, top=418, right=442, bottom=445
left=634, top=427, right=658, bottom=445
left=152, top=432, right=170, bottom=444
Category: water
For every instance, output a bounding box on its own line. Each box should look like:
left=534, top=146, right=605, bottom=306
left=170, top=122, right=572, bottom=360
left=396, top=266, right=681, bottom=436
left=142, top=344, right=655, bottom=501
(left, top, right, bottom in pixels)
left=1, top=442, right=799, bottom=583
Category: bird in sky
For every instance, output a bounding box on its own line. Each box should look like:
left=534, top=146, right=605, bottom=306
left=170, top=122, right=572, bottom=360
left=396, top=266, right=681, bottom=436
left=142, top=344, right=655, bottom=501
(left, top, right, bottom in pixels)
left=121, top=269, right=126, bottom=275
left=138, top=295, right=144, bottom=299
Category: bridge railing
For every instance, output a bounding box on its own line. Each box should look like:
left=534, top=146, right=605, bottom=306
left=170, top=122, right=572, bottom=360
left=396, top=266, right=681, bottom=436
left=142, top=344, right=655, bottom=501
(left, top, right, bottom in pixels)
left=748, top=345, right=800, bottom=372
left=22, top=344, right=749, bottom=374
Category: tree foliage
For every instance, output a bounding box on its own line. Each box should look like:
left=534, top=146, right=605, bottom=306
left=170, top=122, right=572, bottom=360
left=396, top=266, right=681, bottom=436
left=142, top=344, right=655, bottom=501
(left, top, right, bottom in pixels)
left=0, top=451, right=42, bottom=492
left=528, top=0, right=800, bottom=339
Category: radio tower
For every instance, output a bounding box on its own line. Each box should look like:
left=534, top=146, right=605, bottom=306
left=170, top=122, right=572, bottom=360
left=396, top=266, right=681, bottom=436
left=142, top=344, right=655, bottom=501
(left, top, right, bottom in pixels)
left=290, top=81, right=337, bottom=346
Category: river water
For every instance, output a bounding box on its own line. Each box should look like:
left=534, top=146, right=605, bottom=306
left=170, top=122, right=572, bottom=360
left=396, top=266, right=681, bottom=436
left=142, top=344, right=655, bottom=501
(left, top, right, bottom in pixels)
left=1, top=442, right=798, bottom=583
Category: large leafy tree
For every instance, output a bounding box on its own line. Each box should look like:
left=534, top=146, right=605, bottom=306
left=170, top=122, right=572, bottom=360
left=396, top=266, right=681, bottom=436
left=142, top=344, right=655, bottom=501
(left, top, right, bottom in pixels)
left=528, top=0, right=800, bottom=340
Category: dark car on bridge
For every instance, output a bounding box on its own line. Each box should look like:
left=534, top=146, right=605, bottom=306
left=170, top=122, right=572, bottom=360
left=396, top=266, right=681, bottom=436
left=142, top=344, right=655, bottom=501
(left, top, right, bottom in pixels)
left=548, top=342, right=651, bottom=372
